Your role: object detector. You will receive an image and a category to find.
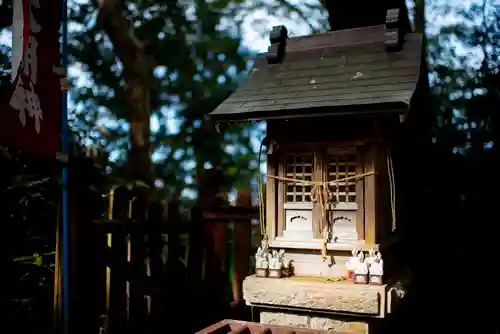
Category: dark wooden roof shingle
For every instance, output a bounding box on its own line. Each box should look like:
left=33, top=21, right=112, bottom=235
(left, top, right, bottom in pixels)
left=209, top=25, right=422, bottom=122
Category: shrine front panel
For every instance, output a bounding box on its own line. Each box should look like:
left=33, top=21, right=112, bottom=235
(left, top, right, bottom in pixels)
left=282, top=209, right=314, bottom=240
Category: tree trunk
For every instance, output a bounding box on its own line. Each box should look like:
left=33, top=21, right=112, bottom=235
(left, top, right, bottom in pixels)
left=413, top=0, right=425, bottom=33
left=96, top=0, right=153, bottom=186
left=410, top=0, right=432, bottom=134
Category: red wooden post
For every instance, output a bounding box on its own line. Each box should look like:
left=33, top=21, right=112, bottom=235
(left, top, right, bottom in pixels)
left=231, top=189, right=252, bottom=307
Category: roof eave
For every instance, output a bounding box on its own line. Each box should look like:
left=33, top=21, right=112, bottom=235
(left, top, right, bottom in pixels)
left=209, top=101, right=409, bottom=123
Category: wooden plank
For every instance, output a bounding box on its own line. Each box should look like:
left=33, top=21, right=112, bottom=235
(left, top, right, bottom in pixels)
left=106, top=187, right=132, bottom=334
left=166, top=198, right=181, bottom=276
left=241, top=75, right=420, bottom=96
left=201, top=206, right=259, bottom=216
left=187, top=205, right=204, bottom=283
left=272, top=118, right=373, bottom=143
left=247, top=43, right=420, bottom=83
left=281, top=96, right=409, bottom=112
left=244, top=59, right=420, bottom=85
left=277, top=154, right=286, bottom=236
left=230, top=82, right=417, bottom=104
left=202, top=216, right=257, bottom=223
left=214, top=96, right=409, bottom=119
left=128, top=230, right=147, bottom=332
left=107, top=229, right=128, bottom=334
left=240, top=88, right=416, bottom=109
left=212, top=31, right=423, bottom=120
left=95, top=228, right=108, bottom=327
left=290, top=43, right=421, bottom=67
left=312, top=148, right=325, bottom=238
left=266, top=135, right=277, bottom=239
left=356, top=147, right=365, bottom=241
left=243, top=66, right=419, bottom=90
left=232, top=189, right=252, bottom=306
left=363, top=142, right=377, bottom=245
left=94, top=219, right=142, bottom=234
left=145, top=201, right=164, bottom=314
left=286, top=24, right=386, bottom=51
left=69, top=157, right=105, bottom=334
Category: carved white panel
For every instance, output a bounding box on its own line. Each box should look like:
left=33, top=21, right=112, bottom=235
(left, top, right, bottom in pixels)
left=282, top=210, right=313, bottom=240
left=330, top=211, right=357, bottom=242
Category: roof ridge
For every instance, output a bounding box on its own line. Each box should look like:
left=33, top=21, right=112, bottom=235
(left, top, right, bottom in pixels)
left=286, top=25, right=386, bottom=52
left=289, top=24, right=385, bottom=41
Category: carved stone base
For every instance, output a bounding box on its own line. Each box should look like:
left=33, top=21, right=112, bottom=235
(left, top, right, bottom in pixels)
left=243, top=275, right=406, bottom=333
left=260, top=311, right=370, bottom=334
left=243, top=275, right=388, bottom=316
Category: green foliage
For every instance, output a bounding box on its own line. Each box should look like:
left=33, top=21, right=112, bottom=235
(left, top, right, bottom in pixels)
left=0, top=2, right=325, bottom=326
left=427, top=0, right=499, bottom=154
left=0, top=44, right=11, bottom=88
left=1, top=0, right=497, bottom=330
left=67, top=0, right=326, bottom=199
left=0, top=147, right=57, bottom=331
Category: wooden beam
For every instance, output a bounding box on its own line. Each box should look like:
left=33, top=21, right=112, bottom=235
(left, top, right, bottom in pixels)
left=356, top=147, right=365, bottom=241
left=277, top=155, right=286, bottom=237
left=232, top=190, right=252, bottom=306
left=266, top=151, right=277, bottom=239
left=312, top=148, right=325, bottom=238
left=363, top=143, right=377, bottom=245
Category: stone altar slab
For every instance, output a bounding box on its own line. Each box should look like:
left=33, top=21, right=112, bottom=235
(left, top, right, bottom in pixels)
left=243, top=275, right=393, bottom=317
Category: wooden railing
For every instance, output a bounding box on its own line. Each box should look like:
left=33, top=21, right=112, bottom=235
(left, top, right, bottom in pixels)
left=196, top=319, right=329, bottom=334
left=61, top=162, right=260, bottom=334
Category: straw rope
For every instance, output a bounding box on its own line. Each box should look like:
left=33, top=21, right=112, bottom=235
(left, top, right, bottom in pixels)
left=267, top=171, right=375, bottom=261
left=386, top=147, right=397, bottom=232
left=256, top=139, right=396, bottom=260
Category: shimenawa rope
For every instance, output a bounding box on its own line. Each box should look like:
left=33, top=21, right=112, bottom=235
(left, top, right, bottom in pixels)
left=255, top=137, right=380, bottom=260
left=386, top=147, right=397, bottom=231
left=267, top=172, right=374, bottom=261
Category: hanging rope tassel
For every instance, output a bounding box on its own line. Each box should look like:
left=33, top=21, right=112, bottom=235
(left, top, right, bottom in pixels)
left=386, top=147, right=397, bottom=232
left=257, top=140, right=267, bottom=242
left=268, top=171, right=374, bottom=260
left=310, top=183, right=332, bottom=262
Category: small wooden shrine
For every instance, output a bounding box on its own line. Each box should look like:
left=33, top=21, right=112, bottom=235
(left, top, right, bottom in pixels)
left=209, top=8, right=422, bottom=333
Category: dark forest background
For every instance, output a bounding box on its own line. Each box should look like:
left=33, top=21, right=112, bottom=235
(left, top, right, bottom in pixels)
left=0, top=0, right=499, bottom=332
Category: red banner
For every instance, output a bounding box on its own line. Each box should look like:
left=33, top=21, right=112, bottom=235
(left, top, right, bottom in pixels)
left=0, top=0, right=62, bottom=158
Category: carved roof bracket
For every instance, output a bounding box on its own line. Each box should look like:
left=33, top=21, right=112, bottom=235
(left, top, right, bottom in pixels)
left=266, top=25, right=288, bottom=64
left=385, top=8, right=407, bottom=52
left=214, top=121, right=233, bottom=133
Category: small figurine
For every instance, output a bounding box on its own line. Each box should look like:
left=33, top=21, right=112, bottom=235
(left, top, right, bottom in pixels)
left=365, top=248, right=377, bottom=266
left=346, top=247, right=361, bottom=281
left=354, top=251, right=369, bottom=284
left=269, top=250, right=277, bottom=268
left=277, top=249, right=285, bottom=264
left=255, top=245, right=270, bottom=277
left=282, top=259, right=291, bottom=277
left=368, top=250, right=384, bottom=285
left=255, top=247, right=263, bottom=267
left=268, top=249, right=283, bottom=278
left=261, top=238, right=270, bottom=254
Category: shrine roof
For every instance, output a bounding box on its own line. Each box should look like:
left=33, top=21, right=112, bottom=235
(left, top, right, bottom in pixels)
left=209, top=24, right=423, bottom=122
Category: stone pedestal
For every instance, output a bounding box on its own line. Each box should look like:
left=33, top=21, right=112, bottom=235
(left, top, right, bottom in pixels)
left=260, top=311, right=370, bottom=333
left=243, top=275, right=404, bottom=333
